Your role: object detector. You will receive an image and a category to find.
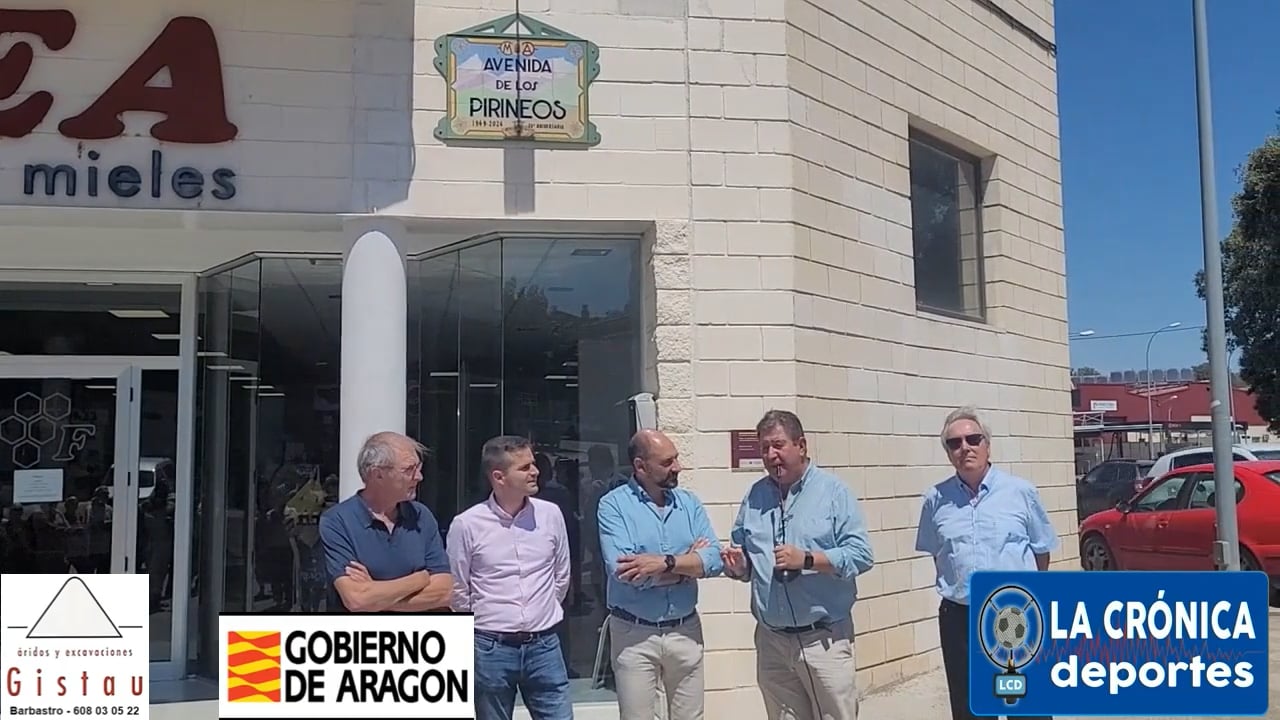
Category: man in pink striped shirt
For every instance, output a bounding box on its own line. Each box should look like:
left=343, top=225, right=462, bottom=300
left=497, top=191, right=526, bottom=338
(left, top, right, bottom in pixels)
left=446, top=435, right=572, bottom=720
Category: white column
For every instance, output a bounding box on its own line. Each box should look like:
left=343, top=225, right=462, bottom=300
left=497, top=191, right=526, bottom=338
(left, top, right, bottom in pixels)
left=340, top=225, right=407, bottom=500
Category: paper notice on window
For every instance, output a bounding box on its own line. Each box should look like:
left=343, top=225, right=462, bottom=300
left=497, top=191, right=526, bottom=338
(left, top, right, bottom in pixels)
left=13, top=469, right=64, bottom=504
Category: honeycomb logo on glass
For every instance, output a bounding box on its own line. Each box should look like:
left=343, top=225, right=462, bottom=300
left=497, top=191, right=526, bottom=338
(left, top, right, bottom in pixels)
left=0, top=392, right=95, bottom=469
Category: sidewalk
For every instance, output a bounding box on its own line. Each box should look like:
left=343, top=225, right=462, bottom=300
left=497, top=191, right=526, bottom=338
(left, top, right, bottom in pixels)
left=861, top=607, right=1279, bottom=720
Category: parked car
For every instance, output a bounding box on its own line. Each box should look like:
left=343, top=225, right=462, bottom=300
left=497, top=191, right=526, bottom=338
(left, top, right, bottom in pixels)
left=1076, top=459, right=1154, bottom=521
left=1137, top=443, right=1280, bottom=493
left=100, top=456, right=175, bottom=501
left=1079, top=460, right=1280, bottom=605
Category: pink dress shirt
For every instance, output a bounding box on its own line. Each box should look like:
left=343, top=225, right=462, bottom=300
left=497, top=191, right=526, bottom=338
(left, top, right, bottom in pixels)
left=445, top=495, right=571, bottom=633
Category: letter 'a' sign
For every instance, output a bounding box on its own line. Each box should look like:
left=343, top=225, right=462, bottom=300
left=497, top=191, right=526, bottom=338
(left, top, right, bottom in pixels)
left=0, top=9, right=237, bottom=143
left=433, top=14, right=600, bottom=146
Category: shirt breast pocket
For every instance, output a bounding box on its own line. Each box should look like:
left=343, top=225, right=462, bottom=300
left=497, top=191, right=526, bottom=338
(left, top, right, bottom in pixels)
left=996, top=509, right=1031, bottom=549
left=794, top=514, right=835, bottom=548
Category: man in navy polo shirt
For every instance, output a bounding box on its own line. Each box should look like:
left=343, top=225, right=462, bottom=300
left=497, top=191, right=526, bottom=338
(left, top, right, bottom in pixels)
left=319, top=431, right=453, bottom=612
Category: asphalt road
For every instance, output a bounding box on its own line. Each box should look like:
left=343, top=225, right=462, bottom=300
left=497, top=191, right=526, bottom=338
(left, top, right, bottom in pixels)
left=863, top=607, right=1279, bottom=720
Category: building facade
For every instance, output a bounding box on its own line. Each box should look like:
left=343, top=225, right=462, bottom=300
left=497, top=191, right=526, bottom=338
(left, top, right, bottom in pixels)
left=0, top=0, right=1074, bottom=717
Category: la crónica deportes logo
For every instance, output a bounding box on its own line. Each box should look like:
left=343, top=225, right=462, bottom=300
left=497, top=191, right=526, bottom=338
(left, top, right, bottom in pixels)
left=968, top=570, right=1269, bottom=717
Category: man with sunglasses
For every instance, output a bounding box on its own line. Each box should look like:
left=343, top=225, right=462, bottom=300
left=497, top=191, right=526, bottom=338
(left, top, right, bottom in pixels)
left=319, top=431, right=453, bottom=613
left=915, top=407, right=1058, bottom=720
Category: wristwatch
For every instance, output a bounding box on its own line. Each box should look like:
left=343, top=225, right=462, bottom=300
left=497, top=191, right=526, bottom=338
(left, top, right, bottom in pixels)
left=803, top=551, right=814, bottom=570
left=664, top=554, right=676, bottom=572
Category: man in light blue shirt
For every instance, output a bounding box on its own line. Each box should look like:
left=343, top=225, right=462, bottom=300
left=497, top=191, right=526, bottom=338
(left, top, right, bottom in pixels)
left=915, top=406, right=1058, bottom=720
left=597, top=429, right=722, bottom=720
left=722, top=410, right=873, bottom=720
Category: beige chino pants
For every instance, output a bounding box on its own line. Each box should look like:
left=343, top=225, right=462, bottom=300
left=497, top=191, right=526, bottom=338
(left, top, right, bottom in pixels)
left=755, top=621, right=860, bottom=720
left=609, top=613, right=705, bottom=720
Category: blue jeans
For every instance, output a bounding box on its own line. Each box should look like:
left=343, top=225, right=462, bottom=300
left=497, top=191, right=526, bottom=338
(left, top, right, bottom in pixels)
left=475, top=631, right=573, bottom=720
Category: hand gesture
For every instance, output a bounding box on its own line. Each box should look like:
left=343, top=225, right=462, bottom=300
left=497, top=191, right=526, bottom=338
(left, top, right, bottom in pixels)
left=773, top=544, right=805, bottom=571
left=721, top=545, right=748, bottom=577
left=616, top=554, right=667, bottom=583
left=687, top=537, right=710, bottom=552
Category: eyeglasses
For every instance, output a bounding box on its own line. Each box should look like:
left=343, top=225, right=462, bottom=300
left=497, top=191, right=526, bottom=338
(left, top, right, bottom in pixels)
left=945, top=434, right=985, bottom=451
left=381, top=461, right=421, bottom=475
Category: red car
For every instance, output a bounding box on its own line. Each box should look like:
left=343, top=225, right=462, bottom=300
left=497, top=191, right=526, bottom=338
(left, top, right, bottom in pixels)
left=1079, top=460, right=1280, bottom=603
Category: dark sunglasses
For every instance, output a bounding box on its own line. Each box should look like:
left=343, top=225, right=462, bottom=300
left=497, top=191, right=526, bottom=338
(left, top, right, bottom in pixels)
left=945, top=434, right=984, bottom=451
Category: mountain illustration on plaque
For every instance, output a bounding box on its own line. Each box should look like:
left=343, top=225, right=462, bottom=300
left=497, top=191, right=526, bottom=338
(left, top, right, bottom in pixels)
left=433, top=14, right=601, bottom=146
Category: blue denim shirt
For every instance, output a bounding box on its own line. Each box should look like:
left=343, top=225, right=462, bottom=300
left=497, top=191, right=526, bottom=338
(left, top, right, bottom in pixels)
left=914, top=465, right=1059, bottom=605
left=596, top=477, right=724, bottom=623
left=730, top=462, right=874, bottom=629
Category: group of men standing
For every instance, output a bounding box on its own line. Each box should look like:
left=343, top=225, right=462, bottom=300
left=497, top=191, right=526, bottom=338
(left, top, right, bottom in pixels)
left=320, top=405, right=1059, bottom=720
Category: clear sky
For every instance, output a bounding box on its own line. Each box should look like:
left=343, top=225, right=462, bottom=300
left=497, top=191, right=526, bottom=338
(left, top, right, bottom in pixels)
left=1058, top=0, right=1279, bottom=375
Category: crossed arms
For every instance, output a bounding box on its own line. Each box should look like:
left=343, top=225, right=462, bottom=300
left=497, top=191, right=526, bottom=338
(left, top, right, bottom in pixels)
left=597, top=494, right=724, bottom=588
left=320, top=515, right=453, bottom=613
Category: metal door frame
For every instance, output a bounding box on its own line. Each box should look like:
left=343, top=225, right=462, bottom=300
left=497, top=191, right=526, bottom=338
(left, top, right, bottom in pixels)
left=0, top=270, right=197, bottom=683
left=0, top=361, right=136, bottom=574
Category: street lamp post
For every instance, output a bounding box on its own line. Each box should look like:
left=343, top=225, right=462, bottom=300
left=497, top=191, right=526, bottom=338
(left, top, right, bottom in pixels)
left=1192, top=0, right=1240, bottom=571
left=1145, top=322, right=1182, bottom=458
left=1227, top=347, right=1238, bottom=442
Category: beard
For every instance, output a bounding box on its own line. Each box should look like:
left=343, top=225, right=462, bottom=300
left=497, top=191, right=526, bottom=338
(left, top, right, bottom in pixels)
left=658, top=472, right=679, bottom=489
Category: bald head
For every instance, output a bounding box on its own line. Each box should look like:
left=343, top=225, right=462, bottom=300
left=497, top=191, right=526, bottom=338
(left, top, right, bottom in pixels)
left=628, top=429, right=681, bottom=491
left=627, top=428, right=665, bottom=466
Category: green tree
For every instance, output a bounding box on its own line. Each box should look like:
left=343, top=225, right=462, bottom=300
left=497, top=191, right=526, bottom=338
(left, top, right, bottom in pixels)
left=1192, top=362, right=1211, bottom=381
left=1195, top=118, right=1280, bottom=431
left=1192, top=361, right=1244, bottom=387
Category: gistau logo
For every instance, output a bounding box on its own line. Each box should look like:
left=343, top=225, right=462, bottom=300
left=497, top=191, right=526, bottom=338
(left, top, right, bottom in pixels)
left=3, top=577, right=145, bottom=702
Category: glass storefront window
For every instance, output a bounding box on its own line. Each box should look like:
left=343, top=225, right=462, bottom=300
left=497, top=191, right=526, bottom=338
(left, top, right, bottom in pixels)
left=409, top=236, right=644, bottom=702
left=191, top=239, right=644, bottom=695
left=0, top=281, right=181, bottom=355
left=191, top=257, right=343, bottom=675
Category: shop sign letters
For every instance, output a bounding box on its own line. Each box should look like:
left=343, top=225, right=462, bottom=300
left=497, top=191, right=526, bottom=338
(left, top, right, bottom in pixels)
left=0, top=9, right=239, bottom=202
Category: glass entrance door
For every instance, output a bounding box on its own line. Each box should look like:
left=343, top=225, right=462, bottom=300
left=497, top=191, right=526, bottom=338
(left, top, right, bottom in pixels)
left=0, top=369, right=135, bottom=575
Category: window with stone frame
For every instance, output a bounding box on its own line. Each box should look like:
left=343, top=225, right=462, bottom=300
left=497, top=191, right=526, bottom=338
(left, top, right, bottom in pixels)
left=908, top=131, right=987, bottom=321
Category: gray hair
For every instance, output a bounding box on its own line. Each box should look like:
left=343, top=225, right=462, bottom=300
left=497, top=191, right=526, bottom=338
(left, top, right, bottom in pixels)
left=357, top=431, right=425, bottom=480
left=756, top=409, right=805, bottom=441
left=939, top=406, right=992, bottom=448
left=481, top=435, right=533, bottom=479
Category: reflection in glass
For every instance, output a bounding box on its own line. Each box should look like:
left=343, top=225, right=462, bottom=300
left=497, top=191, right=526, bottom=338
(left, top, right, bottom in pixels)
left=135, top=370, right=179, bottom=661
left=0, top=378, right=118, bottom=575
left=409, top=237, right=642, bottom=702
left=192, top=257, right=342, bottom=676
left=909, top=135, right=985, bottom=319
left=0, top=282, right=181, bottom=355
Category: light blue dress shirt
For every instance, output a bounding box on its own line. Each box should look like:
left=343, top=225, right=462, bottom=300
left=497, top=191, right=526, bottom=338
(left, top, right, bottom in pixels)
left=596, top=477, right=724, bottom=623
left=730, top=462, right=874, bottom=629
left=914, top=464, right=1060, bottom=605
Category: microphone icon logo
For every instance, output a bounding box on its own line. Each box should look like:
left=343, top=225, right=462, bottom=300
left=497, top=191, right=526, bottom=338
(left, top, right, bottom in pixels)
left=978, top=584, right=1044, bottom=705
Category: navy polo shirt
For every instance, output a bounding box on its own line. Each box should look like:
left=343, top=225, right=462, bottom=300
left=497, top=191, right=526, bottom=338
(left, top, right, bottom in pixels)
left=318, top=491, right=451, bottom=611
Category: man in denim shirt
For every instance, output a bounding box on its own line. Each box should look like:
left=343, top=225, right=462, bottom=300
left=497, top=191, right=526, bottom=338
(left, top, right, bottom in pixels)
left=722, top=410, right=874, bottom=720
left=597, top=429, right=722, bottom=720
left=915, top=407, right=1058, bottom=720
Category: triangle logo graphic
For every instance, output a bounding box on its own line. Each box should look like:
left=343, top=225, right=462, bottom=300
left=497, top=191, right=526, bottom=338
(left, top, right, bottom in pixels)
left=26, top=577, right=123, bottom=639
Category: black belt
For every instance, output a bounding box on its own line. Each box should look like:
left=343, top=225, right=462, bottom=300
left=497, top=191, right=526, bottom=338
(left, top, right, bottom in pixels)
left=609, top=607, right=696, bottom=628
left=771, top=619, right=833, bottom=635
left=476, top=628, right=555, bottom=646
